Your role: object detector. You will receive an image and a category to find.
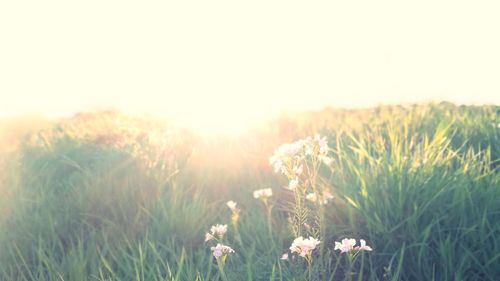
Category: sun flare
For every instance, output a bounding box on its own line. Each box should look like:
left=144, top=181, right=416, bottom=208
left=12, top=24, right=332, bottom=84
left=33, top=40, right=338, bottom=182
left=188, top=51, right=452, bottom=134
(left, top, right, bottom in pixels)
left=168, top=105, right=273, bottom=135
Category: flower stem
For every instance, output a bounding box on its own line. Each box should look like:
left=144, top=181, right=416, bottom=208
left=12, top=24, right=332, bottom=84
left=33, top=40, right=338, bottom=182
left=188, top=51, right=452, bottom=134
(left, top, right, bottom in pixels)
left=217, top=259, right=229, bottom=281
left=307, top=255, right=313, bottom=280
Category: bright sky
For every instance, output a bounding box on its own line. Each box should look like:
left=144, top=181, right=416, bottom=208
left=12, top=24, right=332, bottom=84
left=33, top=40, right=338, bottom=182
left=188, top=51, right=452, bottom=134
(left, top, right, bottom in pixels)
left=1, top=1, right=499, bottom=132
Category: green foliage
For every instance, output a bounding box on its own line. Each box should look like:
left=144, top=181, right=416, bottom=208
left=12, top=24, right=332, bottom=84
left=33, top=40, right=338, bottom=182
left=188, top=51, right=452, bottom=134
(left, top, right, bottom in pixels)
left=0, top=104, right=498, bottom=280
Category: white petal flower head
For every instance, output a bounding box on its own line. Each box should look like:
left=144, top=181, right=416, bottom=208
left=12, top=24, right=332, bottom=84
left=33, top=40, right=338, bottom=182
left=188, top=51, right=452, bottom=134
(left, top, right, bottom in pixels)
left=320, top=191, right=334, bottom=205
left=334, top=238, right=357, bottom=253
left=205, top=232, right=215, bottom=242
left=269, top=155, right=284, bottom=173
left=323, top=191, right=334, bottom=200
left=321, top=156, right=333, bottom=166
left=288, top=179, right=299, bottom=190
left=354, top=239, right=373, bottom=251
left=290, top=236, right=321, bottom=257
left=280, top=253, right=289, bottom=260
left=210, top=243, right=235, bottom=259
left=306, top=191, right=333, bottom=205
left=210, top=224, right=228, bottom=238
left=306, top=193, right=318, bottom=203
left=253, top=188, right=272, bottom=199
left=315, top=134, right=329, bottom=155
left=270, top=141, right=306, bottom=174
left=226, top=200, right=238, bottom=212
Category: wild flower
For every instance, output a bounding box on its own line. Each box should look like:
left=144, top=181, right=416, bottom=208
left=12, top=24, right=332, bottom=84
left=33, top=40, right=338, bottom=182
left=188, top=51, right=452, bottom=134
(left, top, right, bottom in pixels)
left=269, top=141, right=305, bottom=174
left=270, top=134, right=331, bottom=179
left=205, top=224, right=227, bottom=242
left=334, top=238, right=372, bottom=253
left=253, top=188, right=272, bottom=199
left=211, top=224, right=228, bottom=237
left=205, top=232, right=215, bottom=242
left=334, top=238, right=356, bottom=253
left=306, top=191, right=334, bottom=205
left=305, top=193, right=317, bottom=202
left=304, top=135, right=329, bottom=156
left=355, top=239, right=373, bottom=251
left=226, top=201, right=238, bottom=212
left=287, top=178, right=299, bottom=190
left=211, top=243, right=235, bottom=259
left=289, top=236, right=321, bottom=257
left=205, top=225, right=234, bottom=280
left=281, top=253, right=289, bottom=260
left=320, top=155, right=333, bottom=165
left=226, top=200, right=240, bottom=225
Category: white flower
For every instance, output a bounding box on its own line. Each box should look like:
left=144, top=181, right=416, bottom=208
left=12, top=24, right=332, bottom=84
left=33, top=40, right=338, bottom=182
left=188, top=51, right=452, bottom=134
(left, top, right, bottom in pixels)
left=315, top=134, right=329, bottom=155
left=320, top=156, right=333, bottom=166
left=269, top=142, right=305, bottom=173
left=210, top=243, right=235, bottom=259
left=226, top=200, right=238, bottom=212
left=269, top=155, right=284, bottom=173
left=289, top=236, right=321, bottom=257
left=209, top=224, right=227, bottom=239
left=205, top=232, right=215, bottom=242
left=334, top=238, right=357, bottom=253
left=306, top=193, right=318, bottom=203
left=253, top=188, right=272, bottom=199
left=323, top=191, right=334, bottom=202
left=269, top=135, right=331, bottom=178
left=280, top=253, right=289, bottom=260
left=306, top=191, right=333, bottom=205
left=354, top=239, right=373, bottom=251
left=288, top=179, right=299, bottom=190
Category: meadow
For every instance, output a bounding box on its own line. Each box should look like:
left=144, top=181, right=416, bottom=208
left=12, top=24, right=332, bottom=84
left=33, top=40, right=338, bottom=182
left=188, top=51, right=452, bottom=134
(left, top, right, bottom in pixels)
left=0, top=103, right=498, bottom=281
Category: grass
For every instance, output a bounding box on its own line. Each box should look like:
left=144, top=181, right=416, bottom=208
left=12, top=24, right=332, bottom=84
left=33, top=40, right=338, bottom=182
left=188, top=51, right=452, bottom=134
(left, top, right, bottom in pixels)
left=0, top=103, right=498, bottom=280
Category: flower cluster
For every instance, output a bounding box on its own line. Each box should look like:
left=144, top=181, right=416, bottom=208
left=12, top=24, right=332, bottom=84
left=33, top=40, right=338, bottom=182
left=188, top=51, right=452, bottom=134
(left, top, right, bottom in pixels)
left=334, top=238, right=372, bottom=253
left=205, top=224, right=227, bottom=242
left=210, top=243, right=235, bottom=259
left=253, top=188, right=273, bottom=199
left=289, top=236, right=321, bottom=257
left=226, top=200, right=240, bottom=224
left=226, top=201, right=238, bottom=212
left=270, top=135, right=333, bottom=207
left=305, top=191, right=334, bottom=205
left=205, top=223, right=235, bottom=263
left=283, top=237, right=372, bottom=260
left=269, top=134, right=333, bottom=177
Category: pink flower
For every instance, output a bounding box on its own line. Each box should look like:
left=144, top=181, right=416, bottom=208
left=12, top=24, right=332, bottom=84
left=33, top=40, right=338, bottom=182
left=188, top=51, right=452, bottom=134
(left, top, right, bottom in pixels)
left=253, top=188, right=272, bottom=199
left=280, top=253, right=289, bottom=260
left=288, top=179, right=299, bottom=190
left=205, top=232, right=215, bottom=242
left=334, top=238, right=373, bottom=253
left=204, top=224, right=227, bottom=241
left=334, top=238, right=356, bottom=253
left=354, top=239, right=373, bottom=251
left=210, top=243, right=235, bottom=259
left=290, top=236, right=321, bottom=257
left=210, top=224, right=227, bottom=238
left=306, top=191, right=334, bottom=205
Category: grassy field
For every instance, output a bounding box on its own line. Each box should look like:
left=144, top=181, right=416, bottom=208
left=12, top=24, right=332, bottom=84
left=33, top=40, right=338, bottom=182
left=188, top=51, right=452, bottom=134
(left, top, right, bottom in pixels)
left=0, top=103, right=498, bottom=281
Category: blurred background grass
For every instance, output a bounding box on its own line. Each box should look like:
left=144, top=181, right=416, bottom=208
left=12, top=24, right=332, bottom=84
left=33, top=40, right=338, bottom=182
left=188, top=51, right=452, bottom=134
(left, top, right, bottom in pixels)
left=0, top=102, right=498, bottom=280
